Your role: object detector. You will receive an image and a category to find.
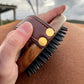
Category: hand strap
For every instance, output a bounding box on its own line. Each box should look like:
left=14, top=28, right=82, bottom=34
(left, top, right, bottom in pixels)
left=16, top=15, right=55, bottom=48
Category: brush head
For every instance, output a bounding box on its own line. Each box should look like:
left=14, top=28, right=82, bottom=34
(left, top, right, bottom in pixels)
left=16, top=15, right=67, bottom=76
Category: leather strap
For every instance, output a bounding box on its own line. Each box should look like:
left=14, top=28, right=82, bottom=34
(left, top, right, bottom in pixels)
left=16, top=16, right=55, bottom=48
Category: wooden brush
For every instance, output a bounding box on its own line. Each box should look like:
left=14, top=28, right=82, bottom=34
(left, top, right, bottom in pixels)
left=16, top=15, right=67, bottom=76
left=0, top=15, right=67, bottom=76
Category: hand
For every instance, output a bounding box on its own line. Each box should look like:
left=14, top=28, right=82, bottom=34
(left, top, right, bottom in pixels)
left=0, top=22, right=33, bottom=84
left=0, top=5, right=65, bottom=84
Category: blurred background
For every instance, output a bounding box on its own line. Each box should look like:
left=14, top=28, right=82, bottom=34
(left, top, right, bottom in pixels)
left=0, top=0, right=84, bottom=25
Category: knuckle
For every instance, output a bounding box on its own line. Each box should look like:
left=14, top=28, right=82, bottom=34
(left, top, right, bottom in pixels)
left=0, top=61, right=13, bottom=78
left=7, top=37, right=19, bottom=47
left=0, top=70, right=9, bottom=78
left=0, top=61, right=9, bottom=78
left=0, top=69, right=12, bottom=78
left=6, top=32, right=20, bottom=48
left=7, top=30, right=15, bottom=37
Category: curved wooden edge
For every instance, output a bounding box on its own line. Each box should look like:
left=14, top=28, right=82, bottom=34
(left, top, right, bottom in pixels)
left=17, top=44, right=42, bottom=74
left=50, top=14, right=66, bottom=31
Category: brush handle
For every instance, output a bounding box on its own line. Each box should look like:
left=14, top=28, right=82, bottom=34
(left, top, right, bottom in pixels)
left=0, top=15, right=66, bottom=74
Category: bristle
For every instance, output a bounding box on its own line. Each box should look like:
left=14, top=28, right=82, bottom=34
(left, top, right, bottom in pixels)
left=48, top=43, right=58, bottom=49
left=56, top=32, right=64, bottom=38
left=61, top=26, right=68, bottom=31
left=31, top=63, right=39, bottom=70
left=26, top=26, right=67, bottom=76
left=26, top=69, right=31, bottom=76
left=47, top=47, right=55, bottom=53
left=52, top=39, right=60, bottom=45
left=59, top=30, right=66, bottom=34
left=45, top=47, right=52, bottom=55
left=41, top=52, right=50, bottom=60
left=44, top=51, right=51, bottom=57
left=38, top=55, right=46, bottom=63
left=54, top=35, right=63, bottom=41
left=34, top=59, right=43, bottom=67
left=28, top=67, right=35, bottom=74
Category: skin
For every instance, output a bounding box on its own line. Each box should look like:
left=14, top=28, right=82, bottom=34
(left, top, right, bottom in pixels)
left=0, top=5, right=84, bottom=84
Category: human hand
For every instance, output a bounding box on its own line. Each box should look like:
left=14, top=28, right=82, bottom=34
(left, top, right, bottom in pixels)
left=0, top=5, right=65, bottom=84
left=0, top=22, right=33, bottom=84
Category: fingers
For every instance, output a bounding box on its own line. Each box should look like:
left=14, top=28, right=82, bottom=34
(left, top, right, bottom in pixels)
left=38, top=5, right=66, bottom=23
left=0, top=22, right=33, bottom=84
left=0, top=22, right=33, bottom=65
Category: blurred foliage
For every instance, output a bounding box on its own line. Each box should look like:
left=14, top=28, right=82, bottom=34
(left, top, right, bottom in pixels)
left=1, top=19, right=84, bottom=25
left=67, top=20, right=84, bottom=24
left=2, top=19, right=14, bottom=25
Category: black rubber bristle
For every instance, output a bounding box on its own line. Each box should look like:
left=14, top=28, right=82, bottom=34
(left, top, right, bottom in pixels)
left=26, top=69, right=31, bottom=76
left=42, top=52, right=50, bottom=60
left=31, top=63, right=39, bottom=71
left=59, top=30, right=66, bottom=34
left=26, top=26, right=67, bottom=76
left=52, top=38, right=60, bottom=45
left=47, top=47, right=55, bottom=53
left=54, top=35, right=63, bottom=41
left=61, top=26, right=68, bottom=31
left=56, top=33, right=65, bottom=38
left=45, top=47, right=52, bottom=54
left=38, top=55, right=47, bottom=63
left=28, top=67, right=35, bottom=74
left=35, top=59, right=43, bottom=67
left=48, top=43, right=57, bottom=49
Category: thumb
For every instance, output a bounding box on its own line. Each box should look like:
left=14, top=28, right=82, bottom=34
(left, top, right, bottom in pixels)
left=0, top=22, right=33, bottom=63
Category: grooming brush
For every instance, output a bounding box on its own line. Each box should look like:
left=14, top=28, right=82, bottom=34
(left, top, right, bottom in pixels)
left=16, top=15, right=68, bottom=76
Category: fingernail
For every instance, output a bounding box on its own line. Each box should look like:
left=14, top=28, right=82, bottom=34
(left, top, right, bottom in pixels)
left=17, top=22, right=33, bottom=34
